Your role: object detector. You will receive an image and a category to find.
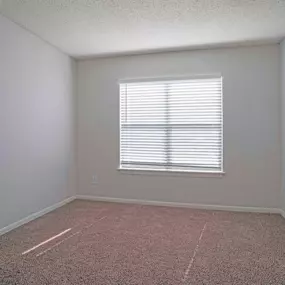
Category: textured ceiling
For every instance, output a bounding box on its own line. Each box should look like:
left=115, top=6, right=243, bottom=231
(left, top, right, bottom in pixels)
left=1, top=0, right=285, bottom=58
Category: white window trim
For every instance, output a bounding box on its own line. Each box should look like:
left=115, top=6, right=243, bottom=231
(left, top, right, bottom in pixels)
left=117, top=167, right=225, bottom=178
left=118, top=74, right=222, bottom=84
left=118, top=74, right=224, bottom=175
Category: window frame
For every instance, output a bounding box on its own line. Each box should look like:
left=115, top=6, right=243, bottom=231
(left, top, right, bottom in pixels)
left=118, top=74, right=224, bottom=175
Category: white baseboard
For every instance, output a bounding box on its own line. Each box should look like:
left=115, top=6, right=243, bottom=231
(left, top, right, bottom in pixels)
left=1, top=195, right=283, bottom=236
left=76, top=195, right=282, bottom=214
left=0, top=196, right=76, bottom=236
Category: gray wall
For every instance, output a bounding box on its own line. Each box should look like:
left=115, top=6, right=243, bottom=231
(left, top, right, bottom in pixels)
left=0, top=15, right=76, bottom=230
left=281, top=40, right=285, bottom=212
left=77, top=45, right=281, bottom=209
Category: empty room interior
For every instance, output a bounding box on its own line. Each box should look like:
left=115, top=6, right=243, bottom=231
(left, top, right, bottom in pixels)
left=1, top=0, right=285, bottom=284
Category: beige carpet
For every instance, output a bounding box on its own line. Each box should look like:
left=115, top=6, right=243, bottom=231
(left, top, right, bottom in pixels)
left=1, top=200, right=285, bottom=284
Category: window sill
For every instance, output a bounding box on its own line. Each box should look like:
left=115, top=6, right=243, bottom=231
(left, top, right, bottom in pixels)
left=117, top=167, right=225, bottom=178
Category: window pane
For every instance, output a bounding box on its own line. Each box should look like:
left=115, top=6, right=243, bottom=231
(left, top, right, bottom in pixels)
left=120, top=82, right=166, bottom=125
left=168, top=79, right=222, bottom=125
left=120, top=126, right=166, bottom=166
left=170, top=126, right=222, bottom=170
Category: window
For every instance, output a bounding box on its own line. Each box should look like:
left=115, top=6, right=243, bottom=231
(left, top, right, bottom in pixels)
left=119, top=76, right=223, bottom=173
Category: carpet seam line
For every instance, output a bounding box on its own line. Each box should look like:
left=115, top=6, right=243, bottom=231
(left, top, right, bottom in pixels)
left=35, top=216, right=107, bottom=257
left=182, top=221, right=207, bottom=282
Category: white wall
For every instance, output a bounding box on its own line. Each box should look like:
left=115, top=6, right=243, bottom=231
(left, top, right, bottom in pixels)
left=281, top=40, right=285, bottom=212
left=77, top=45, right=281, bottom=209
left=0, top=15, right=76, bottom=230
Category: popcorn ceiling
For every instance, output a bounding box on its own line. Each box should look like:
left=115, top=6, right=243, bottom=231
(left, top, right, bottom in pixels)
left=0, top=0, right=285, bottom=57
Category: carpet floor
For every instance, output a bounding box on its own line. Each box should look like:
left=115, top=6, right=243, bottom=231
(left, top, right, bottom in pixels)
left=0, top=200, right=285, bottom=285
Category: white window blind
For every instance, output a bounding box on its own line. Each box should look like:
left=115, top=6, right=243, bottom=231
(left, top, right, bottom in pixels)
left=119, top=76, right=223, bottom=173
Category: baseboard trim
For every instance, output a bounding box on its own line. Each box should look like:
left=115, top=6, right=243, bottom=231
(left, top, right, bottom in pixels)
left=76, top=195, right=281, bottom=214
left=1, top=195, right=283, bottom=236
left=0, top=196, right=76, bottom=236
